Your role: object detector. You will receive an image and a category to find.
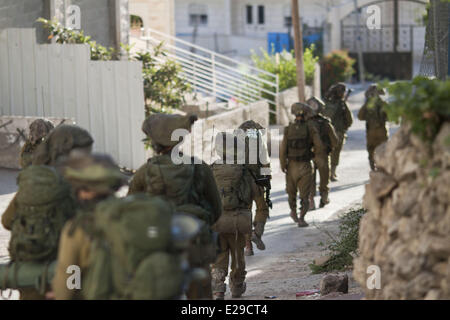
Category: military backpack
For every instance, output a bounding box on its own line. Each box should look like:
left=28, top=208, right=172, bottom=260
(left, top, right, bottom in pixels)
left=210, top=163, right=252, bottom=234
left=9, top=165, right=76, bottom=262
left=83, top=194, right=188, bottom=300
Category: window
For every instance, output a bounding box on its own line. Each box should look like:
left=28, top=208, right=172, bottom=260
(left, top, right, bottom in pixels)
left=189, top=14, right=208, bottom=26
left=284, top=16, right=292, bottom=27
left=246, top=5, right=253, bottom=24
left=258, top=5, right=265, bottom=24
left=188, top=4, right=208, bottom=27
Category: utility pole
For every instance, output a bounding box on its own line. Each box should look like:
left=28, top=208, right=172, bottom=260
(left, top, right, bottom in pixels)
left=353, top=0, right=365, bottom=83
left=291, top=0, right=306, bottom=102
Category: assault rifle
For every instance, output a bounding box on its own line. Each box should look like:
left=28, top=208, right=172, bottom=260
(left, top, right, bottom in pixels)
left=247, top=169, right=273, bottom=209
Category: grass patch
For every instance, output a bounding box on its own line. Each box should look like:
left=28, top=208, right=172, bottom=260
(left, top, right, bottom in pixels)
left=309, top=207, right=366, bottom=274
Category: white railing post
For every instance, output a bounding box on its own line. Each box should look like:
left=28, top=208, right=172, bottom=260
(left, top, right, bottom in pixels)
left=212, top=53, right=217, bottom=100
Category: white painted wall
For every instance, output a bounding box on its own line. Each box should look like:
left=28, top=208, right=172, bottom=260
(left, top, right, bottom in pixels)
left=0, top=28, right=146, bottom=169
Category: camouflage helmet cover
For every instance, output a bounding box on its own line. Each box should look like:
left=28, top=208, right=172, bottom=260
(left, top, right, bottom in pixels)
left=142, top=113, right=198, bottom=147
left=62, top=152, right=127, bottom=194
left=29, top=119, right=54, bottom=145
left=365, top=84, right=386, bottom=99
left=325, top=82, right=347, bottom=100
left=306, top=96, right=325, bottom=114
left=32, top=124, right=94, bottom=166
left=238, top=120, right=264, bottom=131
left=291, top=102, right=313, bottom=116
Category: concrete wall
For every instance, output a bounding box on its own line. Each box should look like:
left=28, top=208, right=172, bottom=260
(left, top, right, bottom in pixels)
left=0, top=0, right=129, bottom=50
left=130, top=0, right=175, bottom=36
left=0, top=116, right=74, bottom=169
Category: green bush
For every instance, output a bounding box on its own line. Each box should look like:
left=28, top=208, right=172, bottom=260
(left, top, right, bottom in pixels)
left=310, top=208, right=366, bottom=274
left=38, top=18, right=190, bottom=115
left=252, top=45, right=319, bottom=91
left=380, top=76, right=450, bottom=142
left=320, top=50, right=355, bottom=95
left=251, top=45, right=319, bottom=123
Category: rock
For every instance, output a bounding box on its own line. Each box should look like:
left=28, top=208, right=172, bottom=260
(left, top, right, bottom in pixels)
left=368, top=171, right=397, bottom=199
left=354, top=123, right=450, bottom=299
left=313, top=255, right=331, bottom=267
left=320, top=274, right=349, bottom=296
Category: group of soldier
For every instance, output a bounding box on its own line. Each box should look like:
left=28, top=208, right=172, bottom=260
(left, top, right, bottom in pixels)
left=0, top=81, right=388, bottom=301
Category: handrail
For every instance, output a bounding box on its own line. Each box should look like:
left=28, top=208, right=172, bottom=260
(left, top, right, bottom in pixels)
left=141, top=27, right=279, bottom=110
left=142, top=28, right=277, bottom=80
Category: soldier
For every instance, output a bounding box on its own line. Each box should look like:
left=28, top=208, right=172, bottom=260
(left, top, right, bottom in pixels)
left=280, top=103, right=325, bottom=227
left=19, top=119, right=54, bottom=168
left=128, top=113, right=222, bottom=300
left=322, top=83, right=353, bottom=181
left=236, top=120, right=271, bottom=257
left=51, top=153, right=127, bottom=300
left=306, top=97, right=338, bottom=209
left=358, top=84, right=389, bottom=171
left=1, top=124, right=93, bottom=300
left=210, top=132, right=254, bottom=300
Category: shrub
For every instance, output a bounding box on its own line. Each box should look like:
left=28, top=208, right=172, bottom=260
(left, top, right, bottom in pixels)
left=38, top=18, right=190, bottom=115
left=380, top=76, right=450, bottom=142
left=320, top=50, right=355, bottom=95
left=309, top=208, right=366, bottom=274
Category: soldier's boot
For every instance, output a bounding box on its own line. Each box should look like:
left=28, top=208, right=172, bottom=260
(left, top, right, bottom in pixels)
left=251, top=222, right=266, bottom=251
left=297, top=205, right=309, bottom=228
left=330, top=165, right=338, bottom=182
left=309, top=193, right=316, bottom=211
left=230, top=282, right=246, bottom=298
left=290, top=210, right=299, bottom=223
left=244, top=239, right=254, bottom=256
left=211, top=269, right=227, bottom=300
left=319, top=192, right=330, bottom=208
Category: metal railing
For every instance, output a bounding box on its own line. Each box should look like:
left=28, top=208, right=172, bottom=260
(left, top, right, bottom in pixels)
left=140, top=28, right=279, bottom=113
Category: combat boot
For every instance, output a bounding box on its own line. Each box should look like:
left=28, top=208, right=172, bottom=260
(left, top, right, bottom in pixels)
left=297, top=207, right=309, bottom=228
left=213, top=292, right=225, bottom=300
left=309, top=194, right=316, bottom=211
left=230, top=282, right=246, bottom=298
left=244, top=239, right=254, bottom=256
left=251, top=222, right=266, bottom=250
left=290, top=210, right=299, bottom=223
left=330, top=166, right=338, bottom=182
left=319, top=193, right=330, bottom=208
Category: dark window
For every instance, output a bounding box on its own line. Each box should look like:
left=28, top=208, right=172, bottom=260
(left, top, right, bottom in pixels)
left=189, top=14, right=208, bottom=26
left=284, top=16, right=292, bottom=27
left=258, top=5, right=265, bottom=24
left=246, top=5, right=253, bottom=24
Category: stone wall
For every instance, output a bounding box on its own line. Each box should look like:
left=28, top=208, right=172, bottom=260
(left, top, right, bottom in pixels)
left=353, top=123, right=450, bottom=299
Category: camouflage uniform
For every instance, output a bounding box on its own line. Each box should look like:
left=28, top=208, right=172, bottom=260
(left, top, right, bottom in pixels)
left=358, top=85, right=389, bottom=170
left=236, top=120, right=271, bottom=256
left=1, top=125, right=93, bottom=300
left=322, top=83, right=353, bottom=181
left=306, top=97, right=338, bottom=208
left=210, top=132, right=254, bottom=300
left=128, top=113, right=222, bottom=300
left=19, top=119, right=54, bottom=169
left=280, top=103, right=325, bottom=227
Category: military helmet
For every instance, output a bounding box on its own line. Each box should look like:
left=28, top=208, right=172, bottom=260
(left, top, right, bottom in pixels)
left=32, top=124, right=94, bottom=166
left=62, top=152, right=127, bottom=194
left=325, top=82, right=347, bottom=100
left=29, top=119, right=54, bottom=145
left=306, top=97, right=325, bottom=115
left=291, top=102, right=312, bottom=116
left=142, top=113, right=198, bottom=147
left=238, top=120, right=264, bottom=131
left=365, top=84, right=385, bottom=99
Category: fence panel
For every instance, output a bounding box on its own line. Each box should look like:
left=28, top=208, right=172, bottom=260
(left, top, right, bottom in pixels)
left=0, top=28, right=146, bottom=169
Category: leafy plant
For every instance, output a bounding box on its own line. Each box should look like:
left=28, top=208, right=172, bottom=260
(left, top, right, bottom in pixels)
left=309, top=208, right=366, bottom=274
left=380, top=76, right=450, bottom=142
left=251, top=45, right=319, bottom=123
left=320, top=50, right=355, bottom=95
left=37, top=18, right=191, bottom=115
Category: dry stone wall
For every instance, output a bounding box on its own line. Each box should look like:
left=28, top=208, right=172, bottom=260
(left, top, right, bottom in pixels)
left=353, top=123, right=450, bottom=299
